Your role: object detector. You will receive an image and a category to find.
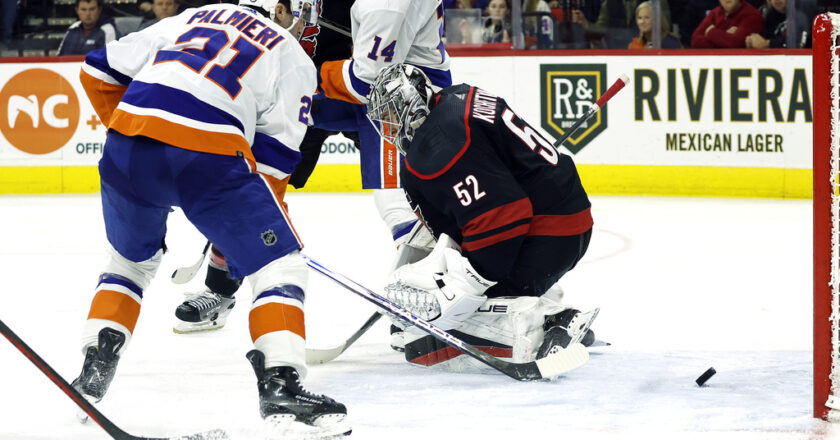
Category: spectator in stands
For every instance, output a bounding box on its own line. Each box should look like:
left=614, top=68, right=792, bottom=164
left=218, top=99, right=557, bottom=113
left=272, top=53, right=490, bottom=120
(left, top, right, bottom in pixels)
left=457, top=0, right=511, bottom=43
left=57, top=0, right=119, bottom=56
left=482, top=0, right=512, bottom=42
left=138, top=0, right=179, bottom=31
left=571, top=0, right=671, bottom=48
left=691, top=0, right=763, bottom=48
left=745, top=0, right=811, bottom=48
left=671, top=0, right=717, bottom=47
left=628, top=1, right=681, bottom=48
left=1, top=0, right=16, bottom=45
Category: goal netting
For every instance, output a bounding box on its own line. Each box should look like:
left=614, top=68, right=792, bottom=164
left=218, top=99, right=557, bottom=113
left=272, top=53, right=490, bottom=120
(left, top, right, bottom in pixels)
left=814, top=12, right=840, bottom=422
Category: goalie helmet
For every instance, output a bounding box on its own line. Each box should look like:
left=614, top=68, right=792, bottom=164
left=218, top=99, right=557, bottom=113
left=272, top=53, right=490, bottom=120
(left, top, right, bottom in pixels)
left=366, top=64, right=434, bottom=155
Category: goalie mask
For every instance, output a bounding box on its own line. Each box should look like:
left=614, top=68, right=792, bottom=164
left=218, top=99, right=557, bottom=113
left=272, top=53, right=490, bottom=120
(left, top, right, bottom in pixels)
left=367, top=64, right=434, bottom=155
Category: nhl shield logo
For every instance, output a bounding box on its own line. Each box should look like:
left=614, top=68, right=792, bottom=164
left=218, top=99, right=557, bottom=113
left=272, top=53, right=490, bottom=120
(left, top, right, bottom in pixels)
left=540, top=64, right=608, bottom=154
left=261, top=229, right=278, bottom=246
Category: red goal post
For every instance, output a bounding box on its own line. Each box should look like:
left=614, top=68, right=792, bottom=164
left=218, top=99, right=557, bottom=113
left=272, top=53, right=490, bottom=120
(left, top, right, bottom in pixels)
left=814, top=12, right=840, bottom=422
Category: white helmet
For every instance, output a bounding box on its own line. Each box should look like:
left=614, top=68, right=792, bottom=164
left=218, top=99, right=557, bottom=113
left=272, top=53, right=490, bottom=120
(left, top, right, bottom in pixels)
left=366, top=64, right=434, bottom=155
left=238, top=0, right=279, bottom=20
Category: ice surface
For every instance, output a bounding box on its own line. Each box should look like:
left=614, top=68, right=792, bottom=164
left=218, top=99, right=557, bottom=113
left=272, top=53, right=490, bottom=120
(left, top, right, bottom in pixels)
left=0, top=193, right=836, bottom=440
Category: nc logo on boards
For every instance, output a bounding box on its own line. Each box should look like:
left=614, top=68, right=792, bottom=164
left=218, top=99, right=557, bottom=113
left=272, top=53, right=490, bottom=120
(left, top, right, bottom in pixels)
left=0, top=69, right=80, bottom=155
left=539, top=64, right=607, bottom=154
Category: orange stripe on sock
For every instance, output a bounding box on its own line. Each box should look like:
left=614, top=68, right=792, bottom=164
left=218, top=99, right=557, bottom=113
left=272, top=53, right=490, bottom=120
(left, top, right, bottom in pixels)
left=79, top=70, right=127, bottom=128
left=87, top=290, right=141, bottom=334
left=249, top=302, right=305, bottom=342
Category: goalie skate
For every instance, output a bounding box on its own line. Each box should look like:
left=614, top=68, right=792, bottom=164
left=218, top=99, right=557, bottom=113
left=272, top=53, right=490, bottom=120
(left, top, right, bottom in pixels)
left=247, top=350, right=351, bottom=439
left=173, top=289, right=235, bottom=333
left=537, top=308, right=599, bottom=359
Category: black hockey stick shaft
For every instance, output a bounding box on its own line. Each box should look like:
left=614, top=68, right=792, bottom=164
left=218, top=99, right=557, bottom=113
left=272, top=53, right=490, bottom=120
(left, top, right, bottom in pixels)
left=553, top=74, right=629, bottom=149
left=302, top=255, right=588, bottom=380
left=319, top=18, right=351, bottom=37
left=0, top=319, right=226, bottom=440
left=0, top=318, right=160, bottom=440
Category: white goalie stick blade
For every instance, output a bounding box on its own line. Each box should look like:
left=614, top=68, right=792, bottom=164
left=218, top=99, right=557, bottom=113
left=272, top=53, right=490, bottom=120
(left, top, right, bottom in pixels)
left=306, top=312, right=382, bottom=365
left=535, top=343, right=589, bottom=378
left=301, top=255, right=591, bottom=381
left=171, top=241, right=211, bottom=285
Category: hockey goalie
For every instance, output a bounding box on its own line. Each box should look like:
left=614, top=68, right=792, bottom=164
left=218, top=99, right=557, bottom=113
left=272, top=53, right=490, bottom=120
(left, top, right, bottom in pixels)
left=367, top=64, right=600, bottom=374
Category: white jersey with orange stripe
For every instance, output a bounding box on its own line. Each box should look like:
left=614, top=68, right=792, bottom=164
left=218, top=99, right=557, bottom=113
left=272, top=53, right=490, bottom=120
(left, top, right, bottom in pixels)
left=318, top=0, right=451, bottom=104
left=80, top=4, right=316, bottom=180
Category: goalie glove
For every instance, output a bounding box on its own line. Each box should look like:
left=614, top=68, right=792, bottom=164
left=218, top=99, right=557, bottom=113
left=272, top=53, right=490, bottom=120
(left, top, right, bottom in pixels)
left=385, top=234, right=496, bottom=330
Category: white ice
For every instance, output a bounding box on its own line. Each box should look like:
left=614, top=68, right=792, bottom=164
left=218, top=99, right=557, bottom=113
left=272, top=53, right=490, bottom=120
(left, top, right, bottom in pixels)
left=0, top=193, right=836, bottom=440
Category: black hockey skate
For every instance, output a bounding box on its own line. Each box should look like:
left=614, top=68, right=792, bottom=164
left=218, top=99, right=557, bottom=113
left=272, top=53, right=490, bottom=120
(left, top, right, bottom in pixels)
left=71, top=327, right=125, bottom=423
left=173, top=289, right=235, bottom=333
left=246, top=350, right=351, bottom=438
left=537, top=308, right=598, bottom=359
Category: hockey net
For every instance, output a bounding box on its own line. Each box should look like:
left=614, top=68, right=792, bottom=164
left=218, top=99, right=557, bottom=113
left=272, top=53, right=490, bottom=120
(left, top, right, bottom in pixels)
left=815, top=12, right=840, bottom=422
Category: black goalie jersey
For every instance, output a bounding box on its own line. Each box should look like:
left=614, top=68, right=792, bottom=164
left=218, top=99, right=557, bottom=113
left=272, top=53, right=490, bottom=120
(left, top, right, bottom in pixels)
left=402, top=84, right=593, bottom=297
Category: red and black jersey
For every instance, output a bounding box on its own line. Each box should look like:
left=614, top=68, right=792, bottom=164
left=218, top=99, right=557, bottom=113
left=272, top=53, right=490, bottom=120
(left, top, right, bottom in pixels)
left=402, top=84, right=592, bottom=286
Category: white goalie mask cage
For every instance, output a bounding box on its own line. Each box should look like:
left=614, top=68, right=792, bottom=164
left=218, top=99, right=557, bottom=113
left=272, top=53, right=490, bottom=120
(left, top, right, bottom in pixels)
left=366, top=64, right=434, bottom=155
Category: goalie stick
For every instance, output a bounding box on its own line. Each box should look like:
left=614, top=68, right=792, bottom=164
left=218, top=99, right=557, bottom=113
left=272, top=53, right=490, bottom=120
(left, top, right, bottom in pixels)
left=0, top=318, right=227, bottom=440
left=553, top=74, right=629, bottom=149
left=301, top=255, right=590, bottom=381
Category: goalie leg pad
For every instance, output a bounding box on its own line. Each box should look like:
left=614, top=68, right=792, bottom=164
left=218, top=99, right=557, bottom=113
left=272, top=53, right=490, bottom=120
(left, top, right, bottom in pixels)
left=403, top=296, right=550, bottom=372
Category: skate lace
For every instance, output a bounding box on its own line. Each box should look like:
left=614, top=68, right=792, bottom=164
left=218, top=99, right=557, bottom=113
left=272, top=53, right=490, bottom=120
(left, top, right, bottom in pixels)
left=183, top=289, right=221, bottom=311
left=384, top=281, right=441, bottom=320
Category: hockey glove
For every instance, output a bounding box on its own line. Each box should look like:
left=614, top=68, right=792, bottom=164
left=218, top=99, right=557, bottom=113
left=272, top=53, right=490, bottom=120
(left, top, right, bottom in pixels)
left=385, top=234, right=496, bottom=330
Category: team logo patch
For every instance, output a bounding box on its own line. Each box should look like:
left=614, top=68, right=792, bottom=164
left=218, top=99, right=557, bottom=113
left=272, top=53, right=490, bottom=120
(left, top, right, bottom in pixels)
left=261, top=229, right=277, bottom=246
left=539, top=64, right=607, bottom=155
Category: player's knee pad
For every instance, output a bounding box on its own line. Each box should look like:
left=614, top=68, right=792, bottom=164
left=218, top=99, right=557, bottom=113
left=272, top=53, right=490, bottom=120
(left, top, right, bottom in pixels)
left=373, top=188, right=418, bottom=243
left=102, top=245, right=162, bottom=291
left=247, top=250, right=308, bottom=297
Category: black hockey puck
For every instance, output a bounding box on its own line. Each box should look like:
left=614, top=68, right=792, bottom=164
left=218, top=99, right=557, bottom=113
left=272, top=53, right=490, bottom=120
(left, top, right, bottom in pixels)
left=695, top=367, right=716, bottom=386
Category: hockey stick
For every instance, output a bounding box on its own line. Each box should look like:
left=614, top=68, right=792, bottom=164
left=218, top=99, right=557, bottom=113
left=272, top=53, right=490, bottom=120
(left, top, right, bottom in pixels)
left=302, top=255, right=590, bottom=381
left=319, top=17, right=351, bottom=37
left=305, top=311, right=382, bottom=364
left=171, top=241, right=210, bottom=285
left=169, top=241, right=382, bottom=364
left=553, top=74, right=629, bottom=149
left=0, top=318, right=228, bottom=440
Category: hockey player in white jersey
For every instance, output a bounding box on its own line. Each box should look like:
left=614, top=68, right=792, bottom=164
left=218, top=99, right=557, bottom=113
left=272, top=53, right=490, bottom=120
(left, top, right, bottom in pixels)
left=72, top=0, right=351, bottom=436
left=172, top=0, right=450, bottom=338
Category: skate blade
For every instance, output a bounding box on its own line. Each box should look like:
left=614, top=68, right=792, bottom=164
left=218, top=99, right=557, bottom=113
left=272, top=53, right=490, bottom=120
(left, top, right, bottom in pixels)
left=264, top=413, right=351, bottom=439
left=173, top=321, right=226, bottom=334
left=75, top=394, right=100, bottom=424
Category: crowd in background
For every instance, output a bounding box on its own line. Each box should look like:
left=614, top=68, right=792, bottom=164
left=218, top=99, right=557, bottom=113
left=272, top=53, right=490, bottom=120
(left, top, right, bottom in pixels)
left=0, top=0, right=829, bottom=56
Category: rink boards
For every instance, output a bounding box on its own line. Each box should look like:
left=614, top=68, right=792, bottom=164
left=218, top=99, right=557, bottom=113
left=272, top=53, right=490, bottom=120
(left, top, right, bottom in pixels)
left=0, top=49, right=813, bottom=197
